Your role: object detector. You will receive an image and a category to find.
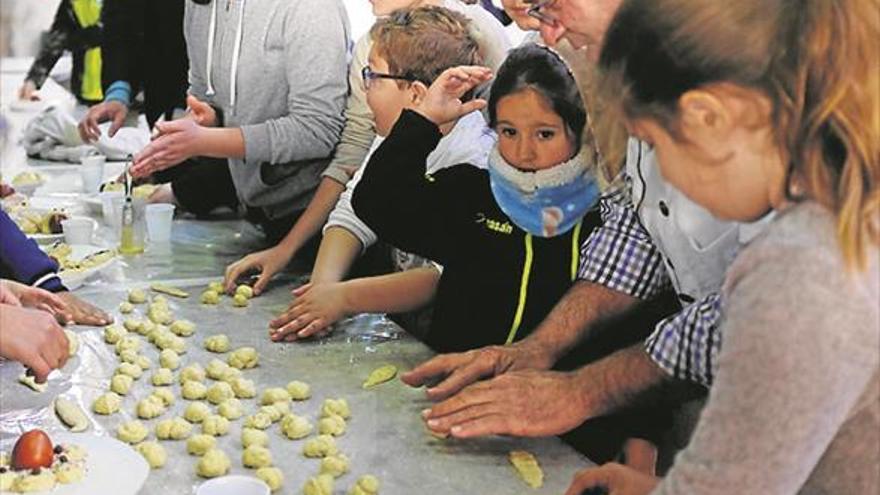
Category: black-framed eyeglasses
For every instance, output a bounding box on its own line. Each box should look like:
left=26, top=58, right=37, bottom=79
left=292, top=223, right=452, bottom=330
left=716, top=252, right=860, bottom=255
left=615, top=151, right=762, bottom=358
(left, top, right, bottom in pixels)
left=361, top=66, right=419, bottom=90
left=526, top=0, right=559, bottom=27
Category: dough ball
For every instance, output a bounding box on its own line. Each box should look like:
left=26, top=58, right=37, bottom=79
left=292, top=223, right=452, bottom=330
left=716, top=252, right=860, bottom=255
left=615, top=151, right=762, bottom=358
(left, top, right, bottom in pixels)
left=201, top=415, right=230, bottom=436
left=206, top=382, right=234, bottom=405
left=318, top=414, right=346, bottom=437
left=203, top=335, right=230, bottom=353
left=320, top=398, right=351, bottom=419
left=110, top=374, right=134, bottom=395
left=155, top=417, right=193, bottom=440
left=182, top=380, right=208, bottom=400
left=217, top=398, right=244, bottom=420
left=186, top=434, right=217, bottom=456
left=179, top=363, right=206, bottom=383
left=255, top=466, right=284, bottom=492
left=230, top=377, right=256, bottom=399
left=151, top=367, right=174, bottom=386
left=302, top=435, right=337, bottom=458
left=170, top=319, right=195, bottom=337
left=281, top=413, right=313, bottom=440
left=147, top=306, right=173, bottom=325
left=155, top=332, right=186, bottom=354
left=235, top=284, right=254, bottom=299
left=128, top=288, right=147, bottom=304
left=135, top=441, right=167, bottom=469
left=258, top=405, right=284, bottom=423
left=151, top=387, right=175, bottom=407
left=350, top=475, right=380, bottom=495
left=228, top=346, right=258, bottom=369
left=196, top=449, right=230, bottom=478
left=205, top=359, right=230, bottom=380
left=244, top=412, right=272, bottom=430
left=184, top=401, right=212, bottom=423
left=207, top=281, right=224, bottom=293
left=115, top=362, right=143, bottom=379
left=115, top=335, right=141, bottom=355
left=302, top=474, right=334, bottom=495
left=117, top=420, right=149, bottom=444
left=232, top=293, right=249, bottom=307
left=159, top=349, right=180, bottom=370
left=92, top=392, right=122, bottom=415
left=286, top=380, right=311, bottom=400
left=119, top=301, right=135, bottom=314
left=319, top=453, right=350, bottom=478
left=241, top=427, right=269, bottom=448
left=136, top=395, right=167, bottom=419
left=200, top=290, right=221, bottom=305
left=137, top=319, right=156, bottom=336
left=260, top=387, right=290, bottom=405
left=242, top=445, right=272, bottom=469
left=104, top=324, right=128, bottom=344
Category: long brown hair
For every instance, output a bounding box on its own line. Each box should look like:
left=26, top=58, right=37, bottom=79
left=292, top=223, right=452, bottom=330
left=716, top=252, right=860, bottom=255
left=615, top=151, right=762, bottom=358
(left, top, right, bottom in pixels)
left=597, top=0, right=880, bottom=269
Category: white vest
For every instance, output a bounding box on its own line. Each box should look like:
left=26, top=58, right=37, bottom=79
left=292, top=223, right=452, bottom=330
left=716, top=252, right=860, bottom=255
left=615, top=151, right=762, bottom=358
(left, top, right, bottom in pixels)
left=625, top=139, right=771, bottom=303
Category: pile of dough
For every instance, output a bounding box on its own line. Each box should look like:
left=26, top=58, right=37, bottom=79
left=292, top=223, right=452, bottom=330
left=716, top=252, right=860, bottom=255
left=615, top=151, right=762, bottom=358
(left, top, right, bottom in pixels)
left=54, top=397, right=88, bottom=432
left=128, top=288, right=147, bottom=304
left=349, top=475, right=380, bottom=495
left=303, top=474, right=334, bottom=495
left=116, top=362, right=143, bottom=379
left=206, top=382, right=234, bottom=405
left=151, top=388, right=175, bottom=407
left=117, top=420, right=149, bottom=444
left=151, top=368, right=174, bottom=386
left=156, top=417, right=193, bottom=440
left=244, top=412, right=273, bottom=430
left=110, top=374, right=134, bottom=395
left=320, top=398, right=351, bottom=419
left=320, top=454, right=350, bottom=478
left=203, top=335, right=230, bottom=353
left=280, top=413, right=313, bottom=440
left=200, top=290, right=220, bottom=305
left=119, top=301, right=135, bottom=314
left=170, top=319, right=195, bottom=337
left=241, top=428, right=269, bottom=448
left=286, top=380, right=311, bottom=400
left=363, top=364, right=398, bottom=389
left=135, top=441, right=167, bottom=469
left=186, top=434, right=216, bottom=456
left=53, top=462, right=85, bottom=484
left=104, top=324, right=128, bottom=344
left=509, top=450, right=543, bottom=489
left=137, top=395, right=167, bottom=419
left=12, top=469, right=56, bottom=492
left=318, top=414, right=346, bottom=436
left=184, top=402, right=212, bottom=423
left=182, top=380, right=208, bottom=400
left=230, top=377, right=257, bottom=399
left=19, top=374, right=47, bottom=393
left=261, top=388, right=291, bottom=405
left=179, top=363, right=206, bottom=383
left=255, top=467, right=283, bottom=492
left=159, top=349, right=180, bottom=370
left=92, top=392, right=122, bottom=415
left=232, top=293, right=249, bottom=307
left=302, top=435, right=338, bottom=458
left=217, top=399, right=244, bottom=420
left=242, top=445, right=272, bottom=469
left=196, top=449, right=230, bottom=478
left=201, top=415, right=230, bottom=436
left=228, top=347, right=258, bottom=369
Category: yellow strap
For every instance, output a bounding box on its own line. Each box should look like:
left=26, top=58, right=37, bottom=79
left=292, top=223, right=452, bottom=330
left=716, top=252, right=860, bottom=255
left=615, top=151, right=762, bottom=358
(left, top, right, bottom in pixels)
left=505, top=233, right=533, bottom=345
left=570, top=219, right=583, bottom=281
left=71, top=0, right=103, bottom=101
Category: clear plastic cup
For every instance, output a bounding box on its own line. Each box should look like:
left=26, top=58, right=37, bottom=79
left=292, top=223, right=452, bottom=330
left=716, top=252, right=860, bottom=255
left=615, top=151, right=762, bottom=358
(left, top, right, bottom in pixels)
left=80, top=155, right=106, bottom=194
left=145, top=203, right=175, bottom=243
left=100, top=191, right=124, bottom=226
left=61, top=217, right=96, bottom=245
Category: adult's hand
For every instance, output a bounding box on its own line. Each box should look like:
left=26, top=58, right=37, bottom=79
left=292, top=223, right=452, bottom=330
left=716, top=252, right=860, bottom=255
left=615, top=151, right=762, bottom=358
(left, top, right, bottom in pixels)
left=414, top=65, right=493, bottom=127
left=564, top=463, right=659, bottom=495
left=0, top=304, right=70, bottom=383
left=423, top=369, right=593, bottom=438
left=186, top=95, right=218, bottom=127
left=0, top=280, right=71, bottom=324
left=56, top=291, right=112, bottom=326
left=78, top=100, right=128, bottom=142
left=268, top=282, right=349, bottom=342
left=18, top=80, right=39, bottom=101
left=401, top=342, right=555, bottom=400
left=224, top=245, right=293, bottom=296
left=130, top=119, right=206, bottom=177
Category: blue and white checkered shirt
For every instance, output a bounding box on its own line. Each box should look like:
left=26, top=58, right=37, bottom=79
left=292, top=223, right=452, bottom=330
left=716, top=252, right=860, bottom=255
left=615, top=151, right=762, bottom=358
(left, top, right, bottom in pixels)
left=578, top=182, right=722, bottom=387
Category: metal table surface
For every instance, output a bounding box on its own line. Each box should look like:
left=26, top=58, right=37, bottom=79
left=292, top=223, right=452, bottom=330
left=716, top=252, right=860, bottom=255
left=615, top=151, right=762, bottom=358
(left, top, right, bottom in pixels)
left=0, top=59, right=594, bottom=494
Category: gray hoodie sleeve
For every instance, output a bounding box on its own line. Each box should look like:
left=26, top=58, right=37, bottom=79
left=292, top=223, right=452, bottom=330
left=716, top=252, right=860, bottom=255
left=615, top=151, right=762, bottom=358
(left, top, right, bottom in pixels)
left=239, top=0, right=349, bottom=165
left=324, top=156, right=378, bottom=251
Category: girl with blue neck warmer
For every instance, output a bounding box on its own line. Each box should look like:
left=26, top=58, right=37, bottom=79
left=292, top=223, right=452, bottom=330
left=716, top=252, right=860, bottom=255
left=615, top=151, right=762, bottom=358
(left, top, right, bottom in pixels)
left=353, top=44, right=603, bottom=352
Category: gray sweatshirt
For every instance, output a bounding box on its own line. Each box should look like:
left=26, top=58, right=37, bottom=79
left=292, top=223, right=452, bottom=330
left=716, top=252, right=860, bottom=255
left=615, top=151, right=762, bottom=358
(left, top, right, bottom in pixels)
left=184, top=0, right=350, bottom=220
left=655, top=202, right=879, bottom=495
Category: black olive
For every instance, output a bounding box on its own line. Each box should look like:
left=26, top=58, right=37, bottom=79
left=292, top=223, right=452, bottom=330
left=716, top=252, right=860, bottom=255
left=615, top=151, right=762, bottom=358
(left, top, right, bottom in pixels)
left=53, top=445, right=64, bottom=454
left=0, top=466, right=7, bottom=473
left=59, top=455, right=68, bottom=463
left=31, top=468, right=41, bottom=475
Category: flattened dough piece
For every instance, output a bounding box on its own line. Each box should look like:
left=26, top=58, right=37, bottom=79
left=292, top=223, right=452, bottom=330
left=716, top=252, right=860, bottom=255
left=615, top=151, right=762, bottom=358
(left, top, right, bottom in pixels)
left=241, top=428, right=269, bottom=448
left=302, top=435, right=337, bottom=458
left=317, top=414, right=346, bottom=436
left=281, top=413, right=313, bottom=440
left=320, top=398, right=351, bottom=419
left=197, top=449, right=231, bottom=478
left=256, top=466, right=284, bottom=492
left=509, top=450, right=543, bottom=489
left=156, top=417, right=193, bottom=440
left=19, top=374, right=47, bottom=393
left=303, top=473, right=334, bottom=495
left=151, top=367, right=174, bottom=386
left=184, top=402, right=212, bottom=423
left=54, top=397, right=89, bottom=432
left=117, top=420, right=149, bottom=444
left=136, top=395, right=167, bottom=419
left=201, top=415, right=230, bottom=436
left=136, top=441, right=167, bottom=469
left=286, top=380, right=311, bottom=400
left=182, top=380, right=208, bottom=400
left=349, top=474, right=380, bottom=495
left=228, top=346, right=258, bottom=369
left=320, top=454, right=350, bottom=478
left=242, top=445, right=272, bottom=469
left=92, top=392, right=122, bottom=414
left=204, top=335, right=230, bottom=353
left=260, top=387, right=290, bottom=405
left=363, top=364, right=397, bottom=389
left=150, top=283, right=189, bottom=298
left=187, top=434, right=217, bottom=456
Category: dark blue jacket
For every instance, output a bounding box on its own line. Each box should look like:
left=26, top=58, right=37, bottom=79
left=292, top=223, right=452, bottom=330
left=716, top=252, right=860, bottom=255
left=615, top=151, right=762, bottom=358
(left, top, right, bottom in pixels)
left=0, top=210, right=65, bottom=292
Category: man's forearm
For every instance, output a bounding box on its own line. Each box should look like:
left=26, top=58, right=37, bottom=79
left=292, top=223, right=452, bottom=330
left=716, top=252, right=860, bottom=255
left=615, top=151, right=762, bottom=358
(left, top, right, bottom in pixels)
left=275, top=178, right=346, bottom=258
left=309, top=227, right=364, bottom=284
left=520, top=281, right=638, bottom=366
left=574, top=344, right=669, bottom=419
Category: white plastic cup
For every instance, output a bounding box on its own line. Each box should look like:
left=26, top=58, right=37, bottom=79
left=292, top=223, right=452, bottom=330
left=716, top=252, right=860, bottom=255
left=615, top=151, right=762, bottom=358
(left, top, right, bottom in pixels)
left=80, top=155, right=106, bottom=194
left=145, top=203, right=175, bottom=243
left=100, top=191, right=124, bottom=226
left=196, top=475, right=270, bottom=495
left=61, top=217, right=96, bottom=245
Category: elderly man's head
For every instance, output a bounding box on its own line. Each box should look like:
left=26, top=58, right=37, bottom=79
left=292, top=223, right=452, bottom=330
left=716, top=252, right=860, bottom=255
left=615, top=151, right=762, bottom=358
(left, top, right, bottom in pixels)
left=529, top=0, right=622, bottom=61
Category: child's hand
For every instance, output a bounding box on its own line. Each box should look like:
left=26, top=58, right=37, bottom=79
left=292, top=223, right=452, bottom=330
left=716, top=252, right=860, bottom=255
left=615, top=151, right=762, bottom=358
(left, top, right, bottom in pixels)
left=224, top=246, right=293, bottom=296
left=268, top=282, right=350, bottom=342
left=564, top=462, right=659, bottom=495
left=130, top=119, right=206, bottom=178
left=0, top=280, right=72, bottom=324
left=0, top=304, right=70, bottom=383
left=415, top=66, right=493, bottom=127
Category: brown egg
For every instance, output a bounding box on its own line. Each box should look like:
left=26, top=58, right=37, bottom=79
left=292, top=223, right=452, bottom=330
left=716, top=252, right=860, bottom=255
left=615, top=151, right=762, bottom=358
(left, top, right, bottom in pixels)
left=12, top=430, right=54, bottom=470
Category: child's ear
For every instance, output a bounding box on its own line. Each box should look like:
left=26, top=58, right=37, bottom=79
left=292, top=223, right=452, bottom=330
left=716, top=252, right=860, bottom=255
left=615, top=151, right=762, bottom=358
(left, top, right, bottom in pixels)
left=409, top=81, right=429, bottom=106
left=678, top=89, right=734, bottom=161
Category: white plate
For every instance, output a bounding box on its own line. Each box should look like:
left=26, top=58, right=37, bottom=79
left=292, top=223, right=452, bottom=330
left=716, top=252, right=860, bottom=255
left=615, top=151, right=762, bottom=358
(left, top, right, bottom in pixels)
left=28, top=232, right=66, bottom=245
left=17, top=432, right=150, bottom=495
left=48, top=244, right=117, bottom=290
